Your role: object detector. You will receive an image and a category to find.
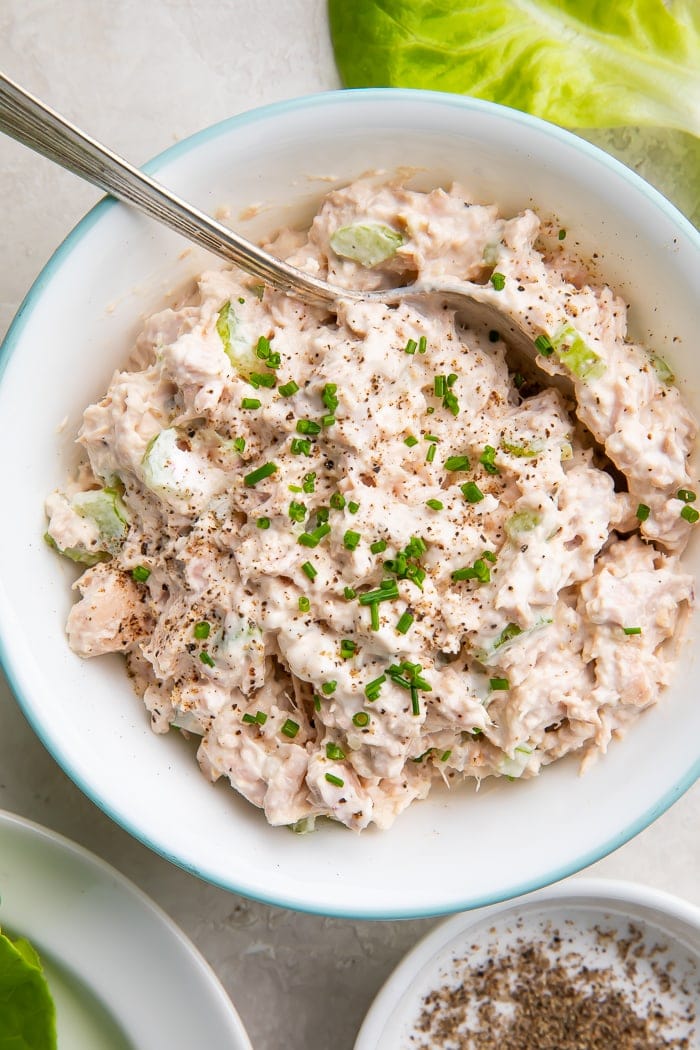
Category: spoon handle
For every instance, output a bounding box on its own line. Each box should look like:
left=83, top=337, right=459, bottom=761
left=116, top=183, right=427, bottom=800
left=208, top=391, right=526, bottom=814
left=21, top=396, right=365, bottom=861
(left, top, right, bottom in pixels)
left=0, top=71, right=335, bottom=304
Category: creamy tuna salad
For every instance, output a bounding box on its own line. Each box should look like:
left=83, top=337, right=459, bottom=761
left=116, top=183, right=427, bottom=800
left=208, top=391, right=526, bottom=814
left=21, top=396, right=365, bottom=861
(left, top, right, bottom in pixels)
left=46, top=176, right=697, bottom=831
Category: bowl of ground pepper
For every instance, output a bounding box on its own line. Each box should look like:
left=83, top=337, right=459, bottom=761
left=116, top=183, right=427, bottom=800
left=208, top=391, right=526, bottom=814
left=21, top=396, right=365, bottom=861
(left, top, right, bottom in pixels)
left=355, top=878, right=700, bottom=1049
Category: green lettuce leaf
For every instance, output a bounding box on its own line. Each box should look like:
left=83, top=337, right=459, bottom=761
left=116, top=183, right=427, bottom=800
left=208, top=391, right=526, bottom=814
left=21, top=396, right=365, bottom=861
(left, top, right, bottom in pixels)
left=0, top=928, right=57, bottom=1049
left=328, top=1, right=700, bottom=136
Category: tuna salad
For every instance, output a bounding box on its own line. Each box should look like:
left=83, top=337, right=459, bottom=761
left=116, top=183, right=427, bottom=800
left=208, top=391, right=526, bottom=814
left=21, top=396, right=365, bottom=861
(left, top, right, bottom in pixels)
left=46, top=176, right=697, bottom=831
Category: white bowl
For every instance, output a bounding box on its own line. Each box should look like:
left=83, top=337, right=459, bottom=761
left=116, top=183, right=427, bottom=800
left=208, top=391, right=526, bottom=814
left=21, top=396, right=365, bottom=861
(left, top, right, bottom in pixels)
left=354, top=878, right=700, bottom=1047
left=0, top=90, right=698, bottom=918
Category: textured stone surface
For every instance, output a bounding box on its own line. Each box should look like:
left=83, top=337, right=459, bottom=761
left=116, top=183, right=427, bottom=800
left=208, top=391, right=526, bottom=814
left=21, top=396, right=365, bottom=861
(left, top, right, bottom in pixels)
left=1, top=5, right=698, bottom=1048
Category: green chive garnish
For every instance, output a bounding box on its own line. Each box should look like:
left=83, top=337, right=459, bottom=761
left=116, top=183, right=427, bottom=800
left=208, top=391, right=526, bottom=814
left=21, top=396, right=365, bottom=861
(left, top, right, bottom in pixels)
left=281, top=718, right=299, bottom=738
left=396, top=611, right=414, bottom=634
left=343, top=586, right=356, bottom=600
left=193, top=621, right=210, bottom=639
left=404, top=435, right=419, bottom=448
left=426, top=443, right=436, bottom=464
left=296, top=419, right=321, bottom=436
left=242, top=713, right=258, bottom=724
left=358, top=581, right=399, bottom=605
left=321, top=414, right=336, bottom=428
left=322, top=681, right=337, bottom=695
left=365, top=674, right=386, bottom=701
left=290, top=438, right=312, bottom=456
left=244, top=462, right=277, bottom=486
left=330, top=491, right=346, bottom=510
left=404, top=338, right=417, bottom=355
left=418, top=336, right=427, bottom=354
left=678, top=489, right=697, bottom=503
left=681, top=505, right=699, bottom=523
left=636, top=503, right=650, bottom=521
left=301, top=472, right=316, bottom=494
left=255, top=335, right=271, bottom=359
left=479, top=446, right=499, bottom=474
left=490, top=677, right=509, bottom=690
left=440, top=750, right=452, bottom=762
left=279, top=380, right=299, bottom=397
left=558, top=229, right=567, bottom=240
left=340, top=639, right=356, bottom=659
left=289, top=500, right=307, bottom=523
left=370, top=603, right=380, bottom=630
left=426, top=499, right=443, bottom=511
left=352, top=711, right=370, bottom=727
left=623, top=626, right=642, bottom=635
left=241, top=397, right=261, bottom=410
left=444, top=455, right=470, bottom=471
left=434, top=375, right=446, bottom=397
left=326, top=742, right=346, bottom=761
left=490, top=272, right=506, bottom=290
left=462, top=481, right=484, bottom=503
left=348, top=501, right=360, bottom=514
left=298, top=524, right=331, bottom=548
left=232, top=436, right=246, bottom=453
left=301, top=561, right=317, bottom=580
left=266, top=352, right=281, bottom=369
left=199, top=651, right=215, bottom=667
left=534, top=334, right=554, bottom=356
left=298, top=596, right=310, bottom=612
left=131, top=565, right=151, bottom=582
left=343, top=530, right=361, bottom=551
left=370, top=539, right=387, bottom=554
left=321, top=383, right=339, bottom=413
left=249, top=371, right=276, bottom=389
left=325, top=773, right=344, bottom=787
left=257, top=516, right=271, bottom=529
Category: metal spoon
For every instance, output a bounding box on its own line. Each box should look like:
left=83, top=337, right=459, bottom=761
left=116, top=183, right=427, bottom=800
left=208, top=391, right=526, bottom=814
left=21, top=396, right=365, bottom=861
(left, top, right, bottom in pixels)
left=0, top=70, right=568, bottom=394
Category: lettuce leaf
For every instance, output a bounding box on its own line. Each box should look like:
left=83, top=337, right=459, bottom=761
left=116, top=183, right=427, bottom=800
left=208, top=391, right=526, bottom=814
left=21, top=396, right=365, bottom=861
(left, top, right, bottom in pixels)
left=0, top=928, right=57, bottom=1049
left=328, top=1, right=700, bottom=137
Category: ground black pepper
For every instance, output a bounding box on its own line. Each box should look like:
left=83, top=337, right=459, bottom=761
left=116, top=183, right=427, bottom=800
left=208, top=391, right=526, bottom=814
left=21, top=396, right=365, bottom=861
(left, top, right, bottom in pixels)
left=410, top=924, right=696, bottom=1050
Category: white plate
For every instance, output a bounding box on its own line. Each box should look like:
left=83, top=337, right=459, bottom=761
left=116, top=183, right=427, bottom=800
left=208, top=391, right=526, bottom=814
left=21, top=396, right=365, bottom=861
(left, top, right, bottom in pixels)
left=0, top=810, right=252, bottom=1050
left=354, top=878, right=700, bottom=1048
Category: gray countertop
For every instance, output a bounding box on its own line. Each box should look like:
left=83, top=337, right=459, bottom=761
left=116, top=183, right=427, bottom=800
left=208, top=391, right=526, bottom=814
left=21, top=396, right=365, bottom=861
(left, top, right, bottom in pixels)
left=1, top=4, right=698, bottom=1048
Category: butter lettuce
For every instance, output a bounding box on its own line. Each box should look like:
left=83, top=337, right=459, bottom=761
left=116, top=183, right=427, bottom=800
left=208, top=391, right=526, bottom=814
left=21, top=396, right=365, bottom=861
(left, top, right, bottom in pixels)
left=0, top=928, right=57, bottom=1049
left=328, top=1, right=700, bottom=136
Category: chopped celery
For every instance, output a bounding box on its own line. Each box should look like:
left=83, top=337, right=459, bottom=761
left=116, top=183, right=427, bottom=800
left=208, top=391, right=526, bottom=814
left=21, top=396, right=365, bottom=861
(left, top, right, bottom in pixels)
left=330, top=222, right=404, bottom=267
left=72, top=487, right=129, bottom=550
left=288, top=816, right=318, bottom=834
left=216, top=300, right=257, bottom=376
left=43, top=530, right=108, bottom=566
left=650, top=353, right=675, bottom=384
left=482, top=241, right=501, bottom=266
left=550, top=323, right=605, bottom=381
left=505, top=510, right=541, bottom=539
left=500, top=439, right=544, bottom=458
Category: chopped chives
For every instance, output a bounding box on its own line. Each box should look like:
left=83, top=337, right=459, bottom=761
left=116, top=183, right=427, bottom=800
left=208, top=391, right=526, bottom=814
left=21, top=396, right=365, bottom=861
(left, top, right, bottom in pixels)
left=426, top=498, right=443, bottom=511
left=288, top=485, right=302, bottom=493
left=404, top=338, right=418, bottom=355
left=131, top=565, right=151, bottom=582
left=279, top=380, right=299, bottom=397
left=232, top=436, right=246, bottom=453
left=365, top=674, right=386, bottom=701
left=678, top=489, right=697, bottom=503
left=370, top=539, right=387, bottom=554
left=298, top=596, right=311, bottom=612
left=472, top=559, right=490, bottom=583
left=321, top=383, right=339, bottom=413
left=199, top=651, right=215, bottom=667
left=298, top=524, right=331, bottom=548
left=440, top=750, right=452, bottom=762
left=343, top=585, right=357, bottom=600
left=193, top=621, right=210, bottom=639
left=462, top=481, right=484, bottom=503
left=447, top=373, right=458, bottom=388
left=343, top=530, right=361, bottom=551
left=325, top=773, right=344, bottom=787
left=302, top=472, right=316, bottom=493
left=424, top=435, right=439, bottom=442
left=249, top=371, right=276, bottom=389
left=623, top=626, right=642, bottom=635
left=296, top=419, right=321, bottom=436
left=558, top=228, right=567, bottom=240
left=321, top=681, right=337, bottom=695
left=244, top=462, right=277, bottom=486
left=326, top=742, right=346, bottom=761
left=534, top=334, right=554, bottom=356
left=444, top=455, right=470, bottom=471
left=636, top=503, right=650, bottom=521
left=352, top=711, right=370, bottom=727
left=681, top=505, right=699, bottom=523
left=256, top=516, right=271, bottom=529
left=281, top=718, right=299, bottom=738
left=321, top=414, right=336, bottom=427
left=443, top=390, right=460, bottom=416
left=241, top=397, right=261, bottom=410
left=290, top=437, right=312, bottom=456
left=418, top=335, right=427, bottom=354
left=434, top=375, right=446, bottom=397
left=426, top=443, right=436, bottom=464
left=243, top=711, right=267, bottom=725
left=482, top=550, right=497, bottom=563
left=348, top=501, right=360, bottom=514
left=266, top=352, right=281, bottom=369
left=358, top=581, right=399, bottom=605
left=410, top=687, right=420, bottom=715
left=242, top=713, right=258, bottom=724
left=289, top=500, right=307, bottom=523
left=330, top=491, right=346, bottom=510
left=301, top=561, right=317, bottom=580
left=340, top=639, right=356, bottom=659
left=370, top=603, right=380, bottom=630
left=255, top=335, right=271, bottom=359
left=490, top=272, right=506, bottom=290
left=238, top=296, right=245, bottom=304
left=316, top=507, right=330, bottom=525
left=396, top=611, right=414, bottom=635
left=490, top=677, right=510, bottom=690
left=313, top=695, right=321, bottom=711
left=452, top=566, right=477, bottom=581
left=404, top=435, right=419, bottom=448
left=479, top=445, right=499, bottom=474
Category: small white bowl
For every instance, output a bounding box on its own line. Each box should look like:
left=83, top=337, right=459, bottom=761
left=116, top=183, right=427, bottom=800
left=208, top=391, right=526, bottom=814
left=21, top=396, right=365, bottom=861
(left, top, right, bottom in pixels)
left=354, top=878, right=700, bottom=1048
left=0, top=90, right=698, bottom=918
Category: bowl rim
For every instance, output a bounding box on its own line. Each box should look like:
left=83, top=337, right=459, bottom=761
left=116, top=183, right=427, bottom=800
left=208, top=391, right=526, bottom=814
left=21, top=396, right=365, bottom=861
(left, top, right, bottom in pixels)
left=354, top=876, right=700, bottom=1047
left=1, top=87, right=699, bottom=918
